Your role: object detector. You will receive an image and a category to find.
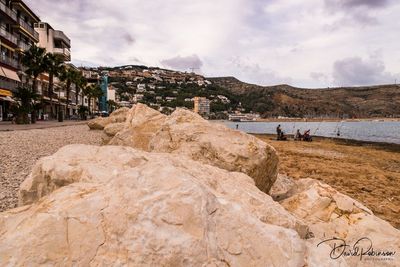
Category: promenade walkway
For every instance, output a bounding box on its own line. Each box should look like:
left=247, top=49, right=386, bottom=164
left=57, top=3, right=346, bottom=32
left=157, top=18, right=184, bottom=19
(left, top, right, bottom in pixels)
left=0, top=120, right=88, bottom=131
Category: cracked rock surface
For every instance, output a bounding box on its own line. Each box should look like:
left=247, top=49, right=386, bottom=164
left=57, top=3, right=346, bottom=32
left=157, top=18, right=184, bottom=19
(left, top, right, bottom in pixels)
left=3, top=145, right=309, bottom=266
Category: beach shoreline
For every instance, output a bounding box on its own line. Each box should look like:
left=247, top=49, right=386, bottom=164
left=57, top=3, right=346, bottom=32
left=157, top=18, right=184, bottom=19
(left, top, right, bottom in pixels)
left=254, top=134, right=400, bottom=229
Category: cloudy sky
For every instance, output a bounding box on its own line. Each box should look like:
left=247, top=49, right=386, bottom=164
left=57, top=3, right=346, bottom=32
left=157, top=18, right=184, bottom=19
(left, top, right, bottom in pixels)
left=26, top=0, right=400, bottom=87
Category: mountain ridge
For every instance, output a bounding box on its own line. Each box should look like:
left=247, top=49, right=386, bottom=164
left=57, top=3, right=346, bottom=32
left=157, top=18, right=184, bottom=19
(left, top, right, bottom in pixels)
left=208, top=76, right=400, bottom=118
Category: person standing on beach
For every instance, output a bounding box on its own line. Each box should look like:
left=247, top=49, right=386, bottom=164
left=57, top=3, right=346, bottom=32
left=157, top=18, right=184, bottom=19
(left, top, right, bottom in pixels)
left=276, top=125, right=282, bottom=140
left=236, top=124, right=239, bottom=130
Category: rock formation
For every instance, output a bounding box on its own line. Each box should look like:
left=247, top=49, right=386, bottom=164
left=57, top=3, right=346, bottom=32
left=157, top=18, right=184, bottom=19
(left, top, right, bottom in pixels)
left=6, top=145, right=311, bottom=266
left=273, top=175, right=400, bottom=267
left=87, top=107, right=129, bottom=130
left=95, top=105, right=278, bottom=194
left=108, top=104, right=167, bottom=150
left=4, top=103, right=397, bottom=266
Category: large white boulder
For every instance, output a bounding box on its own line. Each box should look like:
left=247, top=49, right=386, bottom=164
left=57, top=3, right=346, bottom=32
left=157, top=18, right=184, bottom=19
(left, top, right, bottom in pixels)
left=148, top=108, right=279, bottom=193
left=2, top=144, right=313, bottom=266
left=279, top=178, right=400, bottom=267
left=87, top=107, right=130, bottom=130
left=108, top=104, right=167, bottom=150
left=3, top=145, right=399, bottom=266
left=103, top=106, right=279, bottom=194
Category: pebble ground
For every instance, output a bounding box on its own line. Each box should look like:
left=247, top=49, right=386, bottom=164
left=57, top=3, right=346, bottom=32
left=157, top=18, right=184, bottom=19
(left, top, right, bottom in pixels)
left=0, top=125, right=102, bottom=212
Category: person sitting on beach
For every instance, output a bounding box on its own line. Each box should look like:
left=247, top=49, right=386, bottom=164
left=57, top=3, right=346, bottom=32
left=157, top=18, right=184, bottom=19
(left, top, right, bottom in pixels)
left=303, top=129, right=312, bottom=142
left=279, top=131, right=287, bottom=141
left=276, top=125, right=282, bottom=140
left=295, top=129, right=302, bottom=141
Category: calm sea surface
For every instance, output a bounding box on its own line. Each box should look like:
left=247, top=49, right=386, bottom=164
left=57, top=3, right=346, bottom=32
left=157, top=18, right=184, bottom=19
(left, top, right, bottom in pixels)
left=220, top=121, right=400, bottom=144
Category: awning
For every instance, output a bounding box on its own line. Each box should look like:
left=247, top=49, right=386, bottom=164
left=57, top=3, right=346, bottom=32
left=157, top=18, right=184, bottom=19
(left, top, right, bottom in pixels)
left=0, top=89, right=12, bottom=97
left=1, top=67, right=21, bottom=82
left=0, top=96, right=15, bottom=102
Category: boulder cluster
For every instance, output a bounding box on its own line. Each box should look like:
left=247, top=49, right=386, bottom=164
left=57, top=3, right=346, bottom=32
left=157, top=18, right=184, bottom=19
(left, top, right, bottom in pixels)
left=1, top=104, right=399, bottom=266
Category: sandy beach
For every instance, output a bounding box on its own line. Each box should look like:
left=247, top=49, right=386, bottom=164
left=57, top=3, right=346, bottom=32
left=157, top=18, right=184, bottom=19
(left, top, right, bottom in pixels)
left=256, top=134, right=400, bottom=229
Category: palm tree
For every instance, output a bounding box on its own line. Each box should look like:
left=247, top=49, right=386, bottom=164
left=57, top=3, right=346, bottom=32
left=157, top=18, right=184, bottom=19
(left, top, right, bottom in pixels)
left=59, top=67, right=79, bottom=119
left=13, top=86, right=38, bottom=124
left=75, top=73, right=87, bottom=109
left=84, top=84, right=103, bottom=115
left=43, top=53, right=65, bottom=119
left=21, top=45, right=46, bottom=92
left=21, top=45, right=46, bottom=123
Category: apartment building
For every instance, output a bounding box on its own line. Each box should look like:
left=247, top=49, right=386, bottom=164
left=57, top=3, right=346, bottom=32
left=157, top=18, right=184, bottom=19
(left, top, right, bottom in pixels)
left=34, top=22, right=71, bottom=61
left=0, top=0, right=40, bottom=120
left=34, top=21, right=76, bottom=118
left=193, top=97, right=210, bottom=116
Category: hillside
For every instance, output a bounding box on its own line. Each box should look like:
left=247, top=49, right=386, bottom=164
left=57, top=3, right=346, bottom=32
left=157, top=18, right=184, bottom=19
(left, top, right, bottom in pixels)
left=209, top=77, right=400, bottom=118
left=83, top=65, right=400, bottom=118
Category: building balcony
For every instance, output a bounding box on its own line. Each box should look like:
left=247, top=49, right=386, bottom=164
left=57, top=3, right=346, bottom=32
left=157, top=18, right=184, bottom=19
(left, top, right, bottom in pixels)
left=53, top=47, right=71, bottom=61
left=41, top=89, right=59, bottom=99
left=17, top=40, right=31, bottom=51
left=17, top=17, right=39, bottom=41
left=0, top=27, right=17, bottom=46
left=0, top=79, right=18, bottom=92
left=0, top=55, right=19, bottom=69
left=54, top=30, right=71, bottom=47
left=0, top=1, right=17, bottom=22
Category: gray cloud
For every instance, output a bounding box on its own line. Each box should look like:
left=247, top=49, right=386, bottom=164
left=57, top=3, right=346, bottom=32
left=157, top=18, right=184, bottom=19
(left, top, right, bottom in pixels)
left=161, top=55, right=203, bottom=72
left=23, top=0, right=400, bottom=87
left=332, top=56, right=396, bottom=86
left=227, top=56, right=293, bottom=86
left=324, top=0, right=391, bottom=26
left=325, top=0, right=390, bottom=10
left=310, top=72, right=328, bottom=82
left=122, top=33, right=135, bottom=45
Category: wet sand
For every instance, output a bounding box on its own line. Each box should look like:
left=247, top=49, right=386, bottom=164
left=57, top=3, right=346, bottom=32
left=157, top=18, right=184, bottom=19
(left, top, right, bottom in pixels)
left=256, top=134, right=400, bottom=229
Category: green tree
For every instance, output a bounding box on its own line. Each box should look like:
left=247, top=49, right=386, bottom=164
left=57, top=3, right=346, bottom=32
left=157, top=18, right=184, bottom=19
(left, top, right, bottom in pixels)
left=43, top=53, right=65, bottom=119
left=21, top=45, right=47, bottom=92
left=59, top=67, right=80, bottom=119
left=13, top=86, right=38, bottom=124
left=83, top=84, right=103, bottom=115
left=21, top=45, right=47, bottom=123
left=75, top=72, right=87, bottom=107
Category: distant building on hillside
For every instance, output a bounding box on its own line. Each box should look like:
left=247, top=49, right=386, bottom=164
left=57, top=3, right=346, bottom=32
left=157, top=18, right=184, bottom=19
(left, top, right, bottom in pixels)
left=107, top=85, right=116, bottom=102
left=194, top=97, right=210, bottom=115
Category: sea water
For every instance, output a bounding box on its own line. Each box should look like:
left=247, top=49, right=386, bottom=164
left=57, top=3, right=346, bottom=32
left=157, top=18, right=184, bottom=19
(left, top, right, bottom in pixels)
left=221, top=121, right=400, bottom=144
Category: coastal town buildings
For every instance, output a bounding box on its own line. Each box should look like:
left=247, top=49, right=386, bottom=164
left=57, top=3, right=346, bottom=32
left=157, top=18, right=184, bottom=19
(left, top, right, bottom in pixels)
left=193, top=97, right=210, bottom=115
left=0, top=0, right=40, bottom=120
left=0, top=0, right=83, bottom=121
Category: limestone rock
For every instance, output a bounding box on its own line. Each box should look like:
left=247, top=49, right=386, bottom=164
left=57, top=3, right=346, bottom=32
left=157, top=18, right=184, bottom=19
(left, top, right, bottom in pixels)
left=149, top=108, right=279, bottom=193
left=102, top=105, right=278, bottom=194
left=3, top=144, right=316, bottom=266
left=280, top=179, right=400, bottom=266
left=108, top=104, right=167, bottom=151
left=87, top=107, right=129, bottom=130
left=101, top=122, right=125, bottom=144
left=270, top=174, right=297, bottom=201
left=109, top=107, right=130, bottom=117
